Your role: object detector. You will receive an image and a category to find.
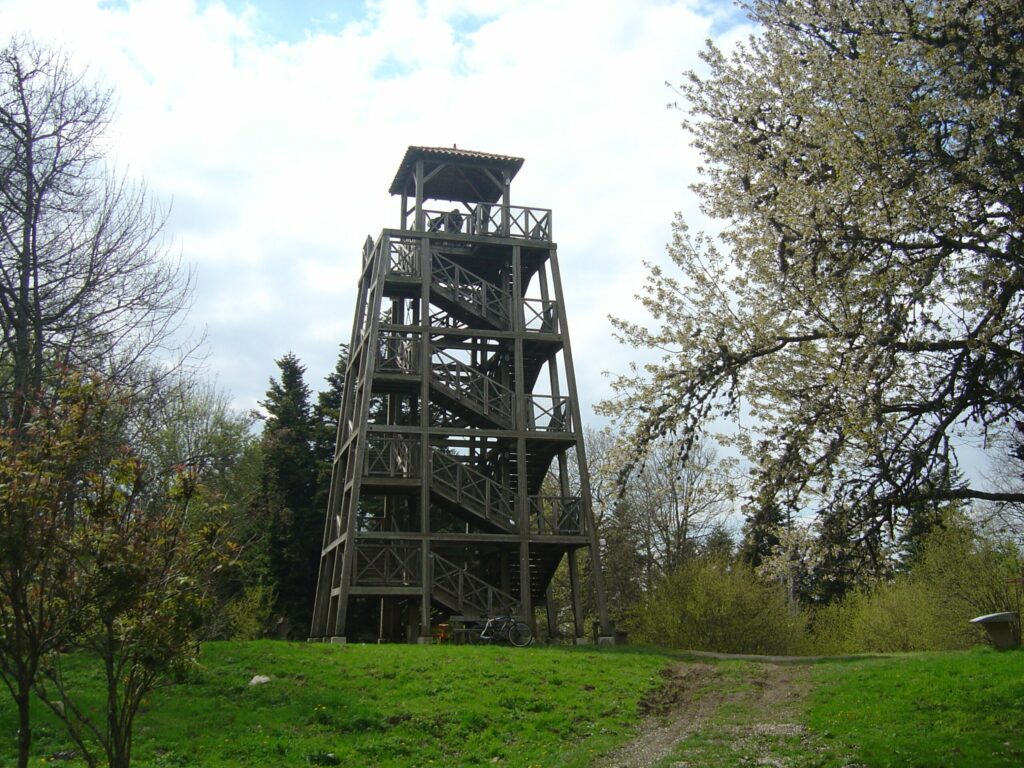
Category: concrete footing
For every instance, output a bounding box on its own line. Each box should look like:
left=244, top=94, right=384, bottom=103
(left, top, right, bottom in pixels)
left=597, top=636, right=617, bottom=646
left=328, top=636, right=347, bottom=645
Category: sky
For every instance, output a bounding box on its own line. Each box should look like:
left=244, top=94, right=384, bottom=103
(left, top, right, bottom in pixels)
left=0, top=0, right=752, bottom=422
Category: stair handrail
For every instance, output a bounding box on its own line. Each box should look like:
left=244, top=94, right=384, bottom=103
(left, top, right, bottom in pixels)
left=431, top=251, right=509, bottom=328
left=430, top=553, right=519, bottom=617
left=430, top=347, right=514, bottom=426
left=431, top=451, right=517, bottom=531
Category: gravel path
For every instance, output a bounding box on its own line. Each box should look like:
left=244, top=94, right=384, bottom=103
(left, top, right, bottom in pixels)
left=594, top=657, right=813, bottom=768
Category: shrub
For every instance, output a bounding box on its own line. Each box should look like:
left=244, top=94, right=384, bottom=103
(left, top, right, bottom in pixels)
left=223, top=584, right=278, bottom=640
left=627, top=556, right=807, bottom=654
left=807, top=518, right=1023, bottom=653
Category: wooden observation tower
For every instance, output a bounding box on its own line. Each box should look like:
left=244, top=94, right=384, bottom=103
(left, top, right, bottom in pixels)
left=309, top=146, right=611, bottom=643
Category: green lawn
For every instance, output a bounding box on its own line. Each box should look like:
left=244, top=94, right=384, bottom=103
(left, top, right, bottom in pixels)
left=2, top=641, right=671, bottom=767
left=808, top=648, right=1024, bottom=767
left=2, top=642, right=1022, bottom=767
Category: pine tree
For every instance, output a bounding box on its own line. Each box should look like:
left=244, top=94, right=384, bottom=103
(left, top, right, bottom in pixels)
left=311, top=345, right=348, bottom=513
left=259, top=353, right=318, bottom=636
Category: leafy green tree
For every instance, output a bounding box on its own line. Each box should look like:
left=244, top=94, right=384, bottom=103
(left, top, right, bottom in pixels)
left=598, top=498, right=650, bottom=624
left=259, top=353, right=319, bottom=636
left=701, top=523, right=735, bottom=562
left=0, top=378, right=113, bottom=768
left=811, top=505, right=893, bottom=604
left=604, top=0, right=1024, bottom=542
left=0, top=36, right=204, bottom=766
left=145, top=381, right=270, bottom=639
left=810, top=514, right=1022, bottom=653
left=737, top=494, right=786, bottom=569
left=1, top=376, right=218, bottom=768
left=35, top=452, right=217, bottom=768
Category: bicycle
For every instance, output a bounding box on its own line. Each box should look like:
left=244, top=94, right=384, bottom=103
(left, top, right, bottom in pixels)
left=466, top=616, right=533, bottom=647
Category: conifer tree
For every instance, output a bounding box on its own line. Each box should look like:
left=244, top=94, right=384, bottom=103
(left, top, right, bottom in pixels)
left=311, top=345, right=348, bottom=513
left=259, top=353, right=318, bottom=636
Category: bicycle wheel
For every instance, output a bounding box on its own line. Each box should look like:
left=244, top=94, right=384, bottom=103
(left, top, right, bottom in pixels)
left=466, top=627, right=483, bottom=645
left=507, top=620, right=533, bottom=647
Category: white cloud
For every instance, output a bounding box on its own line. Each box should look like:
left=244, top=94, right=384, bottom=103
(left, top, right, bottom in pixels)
left=0, top=0, right=752, bottom=416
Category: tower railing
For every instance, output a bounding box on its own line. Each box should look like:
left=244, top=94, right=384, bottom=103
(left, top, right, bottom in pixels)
left=364, top=433, right=420, bottom=477
left=524, top=298, right=559, bottom=333
left=528, top=496, right=583, bottom=535
left=416, top=203, right=552, bottom=242
left=354, top=542, right=421, bottom=586
left=386, top=237, right=420, bottom=276
left=525, top=394, right=572, bottom=432
left=377, top=331, right=420, bottom=374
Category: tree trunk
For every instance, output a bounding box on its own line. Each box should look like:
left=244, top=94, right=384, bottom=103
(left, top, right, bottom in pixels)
left=16, top=682, right=31, bottom=768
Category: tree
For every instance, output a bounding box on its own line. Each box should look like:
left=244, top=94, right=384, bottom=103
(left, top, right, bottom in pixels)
left=312, top=344, right=347, bottom=513
left=0, top=37, right=192, bottom=429
left=548, top=428, right=733, bottom=628
left=258, top=353, right=318, bottom=636
left=0, top=377, right=113, bottom=768
left=605, top=0, right=1024, bottom=540
left=34, top=443, right=216, bottom=768
left=145, top=380, right=269, bottom=639
left=627, top=438, right=733, bottom=575
left=0, top=37, right=198, bottom=766
left=627, top=553, right=807, bottom=655
left=0, top=376, right=217, bottom=768
left=737, top=493, right=786, bottom=569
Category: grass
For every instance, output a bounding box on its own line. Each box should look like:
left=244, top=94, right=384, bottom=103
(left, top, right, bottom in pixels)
left=655, top=648, right=1024, bottom=768
left=808, top=647, right=1024, bottom=767
left=1, top=640, right=671, bottom=767
left=3, top=643, right=1023, bottom=767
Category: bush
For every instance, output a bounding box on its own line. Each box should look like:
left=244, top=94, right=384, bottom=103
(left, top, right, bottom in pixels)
left=626, top=556, right=807, bottom=654
left=808, top=518, right=1023, bottom=653
left=223, top=584, right=278, bottom=640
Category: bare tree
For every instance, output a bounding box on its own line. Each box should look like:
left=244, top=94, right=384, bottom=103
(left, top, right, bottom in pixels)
left=556, top=428, right=734, bottom=627
left=627, top=439, right=734, bottom=575
left=0, top=37, right=193, bottom=429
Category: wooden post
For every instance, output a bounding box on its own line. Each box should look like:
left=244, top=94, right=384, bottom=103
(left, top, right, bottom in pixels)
left=414, top=160, right=425, bottom=232
left=418, top=235, right=433, bottom=640
left=549, top=248, right=612, bottom=637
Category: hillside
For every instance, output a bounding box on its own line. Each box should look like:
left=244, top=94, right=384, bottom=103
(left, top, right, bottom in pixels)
left=1, top=642, right=1021, bottom=767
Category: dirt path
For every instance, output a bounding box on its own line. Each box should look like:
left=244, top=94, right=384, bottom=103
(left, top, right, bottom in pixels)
left=595, top=657, right=814, bottom=768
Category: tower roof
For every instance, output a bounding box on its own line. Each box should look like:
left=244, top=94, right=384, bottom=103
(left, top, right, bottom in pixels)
left=389, top=146, right=524, bottom=204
